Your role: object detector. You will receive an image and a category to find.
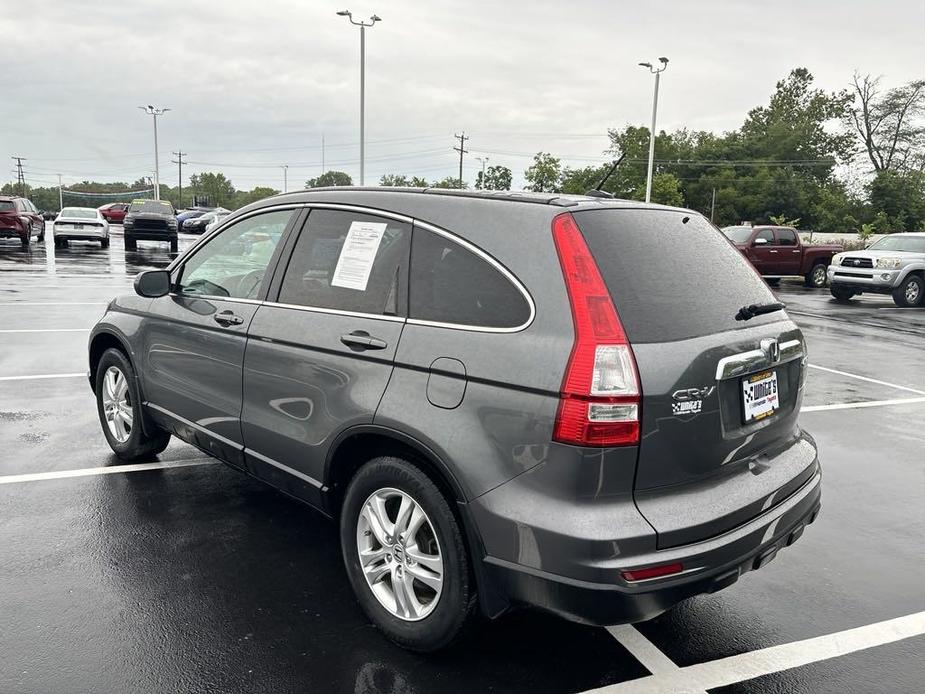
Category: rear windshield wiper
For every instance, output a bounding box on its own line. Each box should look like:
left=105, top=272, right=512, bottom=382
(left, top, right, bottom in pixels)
left=735, top=301, right=786, bottom=322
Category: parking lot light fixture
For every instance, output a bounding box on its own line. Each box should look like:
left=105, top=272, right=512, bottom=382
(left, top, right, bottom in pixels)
left=138, top=106, right=170, bottom=201
left=638, top=57, right=668, bottom=203
left=337, top=9, right=381, bottom=186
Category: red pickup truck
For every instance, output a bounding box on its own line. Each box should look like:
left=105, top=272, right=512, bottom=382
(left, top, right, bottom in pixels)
left=722, top=225, right=842, bottom=288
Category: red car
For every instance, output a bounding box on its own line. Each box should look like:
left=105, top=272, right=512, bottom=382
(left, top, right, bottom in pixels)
left=722, top=225, right=842, bottom=288
left=99, top=202, right=130, bottom=224
left=0, top=196, right=46, bottom=247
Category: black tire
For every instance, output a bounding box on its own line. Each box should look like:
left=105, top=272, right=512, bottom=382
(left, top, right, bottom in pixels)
left=340, top=456, right=478, bottom=652
left=94, top=348, right=170, bottom=460
left=21, top=224, right=31, bottom=247
left=125, top=238, right=137, bottom=251
left=765, top=278, right=781, bottom=287
left=53, top=238, right=63, bottom=249
left=892, top=274, right=924, bottom=308
left=38, top=227, right=45, bottom=242
left=101, top=237, right=110, bottom=249
left=170, top=239, right=179, bottom=253
left=805, top=262, right=828, bottom=288
left=830, top=286, right=856, bottom=303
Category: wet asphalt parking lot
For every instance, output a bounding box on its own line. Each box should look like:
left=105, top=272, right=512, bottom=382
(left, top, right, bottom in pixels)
left=1, top=229, right=923, bottom=694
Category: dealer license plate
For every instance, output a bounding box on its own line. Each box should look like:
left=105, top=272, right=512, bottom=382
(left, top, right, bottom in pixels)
left=742, top=370, right=779, bottom=423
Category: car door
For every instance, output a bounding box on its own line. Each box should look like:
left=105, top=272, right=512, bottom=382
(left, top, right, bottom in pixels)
left=241, top=207, right=410, bottom=507
left=137, top=207, right=301, bottom=467
left=774, top=227, right=801, bottom=275
left=747, top=228, right=777, bottom=274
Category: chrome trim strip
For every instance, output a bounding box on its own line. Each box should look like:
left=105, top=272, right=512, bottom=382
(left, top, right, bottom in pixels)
left=245, top=448, right=323, bottom=489
left=406, top=219, right=536, bottom=334
left=145, top=403, right=243, bottom=450
left=261, top=300, right=405, bottom=323
left=715, top=338, right=804, bottom=381
left=168, top=293, right=264, bottom=306
left=299, top=202, right=414, bottom=224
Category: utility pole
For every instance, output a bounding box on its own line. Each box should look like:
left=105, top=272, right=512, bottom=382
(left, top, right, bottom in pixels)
left=453, top=132, right=469, bottom=189
left=172, top=151, right=186, bottom=208
left=638, top=57, right=669, bottom=203
left=337, top=10, right=381, bottom=186
left=58, top=174, right=63, bottom=211
left=139, top=106, right=171, bottom=200
left=281, top=164, right=289, bottom=193
left=710, top=187, right=716, bottom=223
left=12, top=157, right=26, bottom=197
left=322, top=134, right=325, bottom=176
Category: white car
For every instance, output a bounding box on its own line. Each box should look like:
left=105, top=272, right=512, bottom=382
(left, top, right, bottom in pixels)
left=53, top=207, right=110, bottom=248
left=204, top=211, right=232, bottom=233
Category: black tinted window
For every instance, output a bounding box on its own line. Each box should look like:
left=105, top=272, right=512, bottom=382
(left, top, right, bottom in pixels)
left=278, top=209, right=409, bottom=316
left=754, top=228, right=774, bottom=243
left=0, top=201, right=13, bottom=211
left=409, top=228, right=530, bottom=328
left=574, top=209, right=780, bottom=343
left=776, top=228, right=798, bottom=246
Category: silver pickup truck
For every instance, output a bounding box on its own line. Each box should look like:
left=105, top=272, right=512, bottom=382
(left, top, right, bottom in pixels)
left=828, top=232, right=925, bottom=307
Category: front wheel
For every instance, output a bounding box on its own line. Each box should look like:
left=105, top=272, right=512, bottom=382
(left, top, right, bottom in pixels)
left=340, top=457, right=478, bottom=652
left=95, top=348, right=170, bottom=460
left=830, top=286, right=856, bottom=303
left=892, top=274, right=924, bottom=308
left=125, top=237, right=137, bottom=251
left=805, top=263, right=828, bottom=288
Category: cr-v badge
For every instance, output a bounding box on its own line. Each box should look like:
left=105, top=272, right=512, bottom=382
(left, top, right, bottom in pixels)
left=671, top=386, right=716, bottom=415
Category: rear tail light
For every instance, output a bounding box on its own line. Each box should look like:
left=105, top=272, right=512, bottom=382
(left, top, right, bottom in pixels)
left=551, top=212, right=641, bottom=447
left=620, top=562, right=684, bottom=582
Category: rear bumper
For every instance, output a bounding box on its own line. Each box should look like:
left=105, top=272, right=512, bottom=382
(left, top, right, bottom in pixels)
left=54, top=228, right=107, bottom=239
left=480, top=469, right=821, bottom=625
left=125, top=228, right=177, bottom=241
left=0, top=225, right=25, bottom=238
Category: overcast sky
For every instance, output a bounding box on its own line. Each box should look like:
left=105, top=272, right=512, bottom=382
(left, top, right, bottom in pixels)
left=2, top=0, right=922, bottom=192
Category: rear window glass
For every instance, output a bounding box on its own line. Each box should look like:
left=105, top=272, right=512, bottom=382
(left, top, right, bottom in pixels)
left=574, top=209, right=780, bottom=343
left=0, top=201, right=14, bottom=211
left=60, top=208, right=97, bottom=219
left=409, top=228, right=531, bottom=329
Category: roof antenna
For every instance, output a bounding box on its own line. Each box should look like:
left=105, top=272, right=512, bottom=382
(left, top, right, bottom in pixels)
left=585, top=152, right=625, bottom=199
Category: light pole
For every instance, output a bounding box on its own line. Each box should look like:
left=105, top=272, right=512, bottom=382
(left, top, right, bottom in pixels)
left=638, top=57, right=668, bottom=203
left=281, top=164, right=289, bottom=193
left=475, top=156, right=489, bottom=189
left=138, top=105, right=170, bottom=200
left=337, top=9, right=381, bottom=186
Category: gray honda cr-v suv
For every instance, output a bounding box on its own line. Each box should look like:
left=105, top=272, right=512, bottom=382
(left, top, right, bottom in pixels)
left=88, top=188, right=821, bottom=651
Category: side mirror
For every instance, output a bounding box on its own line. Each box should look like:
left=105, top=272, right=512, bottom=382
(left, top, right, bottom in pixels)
left=753, top=237, right=769, bottom=246
left=134, top=269, right=171, bottom=298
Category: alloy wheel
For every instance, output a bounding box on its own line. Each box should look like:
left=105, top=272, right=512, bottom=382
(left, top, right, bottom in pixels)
left=906, top=280, right=921, bottom=305
left=356, top=487, right=444, bottom=621
left=812, top=265, right=827, bottom=286
left=102, top=366, right=133, bottom=443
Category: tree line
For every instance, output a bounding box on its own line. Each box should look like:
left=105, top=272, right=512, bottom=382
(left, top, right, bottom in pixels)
left=6, top=68, right=922, bottom=233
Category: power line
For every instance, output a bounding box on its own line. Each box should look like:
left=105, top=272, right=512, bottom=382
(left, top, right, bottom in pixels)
left=453, top=132, right=469, bottom=188
left=12, top=157, right=26, bottom=196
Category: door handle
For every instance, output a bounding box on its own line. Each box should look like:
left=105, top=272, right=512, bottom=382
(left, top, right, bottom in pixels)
left=214, top=310, right=244, bottom=327
left=340, top=331, right=388, bottom=350
left=769, top=250, right=778, bottom=254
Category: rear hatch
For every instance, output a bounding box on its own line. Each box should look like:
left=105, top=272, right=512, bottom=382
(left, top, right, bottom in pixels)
left=573, top=208, right=816, bottom=549
left=0, top=200, right=20, bottom=229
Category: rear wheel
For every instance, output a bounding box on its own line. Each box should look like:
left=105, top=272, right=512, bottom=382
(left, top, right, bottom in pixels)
left=170, top=239, right=179, bottom=253
left=830, top=286, right=856, bottom=303
left=37, top=227, right=45, bottom=242
left=94, top=348, right=170, bottom=460
left=340, top=456, right=478, bottom=652
left=101, top=237, right=110, bottom=249
left=892, top=274, right=924, bottom=308
left=125, top=238, right=137, bottom=251
left=805, top=262, right=828, bottom=288
left=21, top=224, right=31, bottom=247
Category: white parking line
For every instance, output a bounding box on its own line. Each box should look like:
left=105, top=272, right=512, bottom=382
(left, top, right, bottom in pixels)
left=0, top=373, right=86, bottom=382
left=587, top=611, right=925, bottom=693
left=0, top=302, right=108, bottom=306
left=0, top=458, right=216, bottom=485
left=606, top=626, right=700, bottom=685
left=802, top=396, right=925, bottom=413
left=0, top=328, right=90, bottom=333
left=808, top=364, right=925, bottom=396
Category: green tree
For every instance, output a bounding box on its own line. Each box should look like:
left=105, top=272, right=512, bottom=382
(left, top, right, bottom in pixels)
left=306, top=171, right=353, bottom=188
left=233, top=186, right=280, bottom=208
left=847, top=74, right=925, bottom=172
left=524, top=152, right=562, bottom=192
left=868, top=170, right=925, bottom=231
left=189, top=172, right=236, bottom=207
left=475, top=165, right=513, bottom=191
left=431, top=176, right=466, bottom=189
left=648, top=173, right=684, bottom=207
left=379, top=174, right=410, bottom=186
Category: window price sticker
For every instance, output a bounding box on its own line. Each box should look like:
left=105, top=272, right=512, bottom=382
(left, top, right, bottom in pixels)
left=330, top=221, right=388, bottom=291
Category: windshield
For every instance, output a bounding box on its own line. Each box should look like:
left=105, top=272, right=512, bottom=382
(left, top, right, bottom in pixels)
left=59, top=208, right=97, bottom=219
left=721, top=226, right=755, bottom=243
left=129, top=200, right=174, bottom=214
left=867, top=236, right=925, bottom=254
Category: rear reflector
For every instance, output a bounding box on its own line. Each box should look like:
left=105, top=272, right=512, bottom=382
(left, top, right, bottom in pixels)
left=621, top=563, right=684, bottom=582
left=551, top=212, right=641, bottom=447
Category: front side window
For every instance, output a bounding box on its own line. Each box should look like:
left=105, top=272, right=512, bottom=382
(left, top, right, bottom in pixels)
left=754, top=228, right=774, bottom=244
left=178, top=209, right=293, bottom=299
left=409, top=228, right=531, bottom=329
left=277, top=209, right=410, bottom=316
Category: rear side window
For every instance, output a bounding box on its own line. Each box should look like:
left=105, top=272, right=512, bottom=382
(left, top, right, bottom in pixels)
left=573, top=209, right=780, bottom=343
left=776, top=228, right=798, bottom=246
left=277, top=209, right=410, bottom=316
left=0, top=201, right=13, bottom=211
left=409, top=228, right=530, bottom=329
